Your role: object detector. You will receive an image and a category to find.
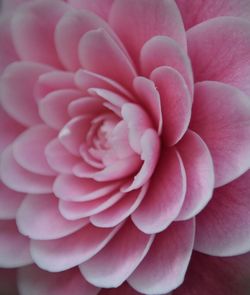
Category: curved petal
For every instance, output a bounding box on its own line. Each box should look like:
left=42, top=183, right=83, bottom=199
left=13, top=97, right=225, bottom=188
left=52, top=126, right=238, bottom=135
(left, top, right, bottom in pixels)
left=16, top=194, right=88, bottom=240
left=80, top=220, right=154, bottom=288
left=0, top=220, right=32, bottom=268
left=128, top=219, right=195, bottom=294
left=151, top=66, right=192, bottom=146
left=0, top=61, right=51, bottom=127
left=190, top=81, right=250, bottom=187
left=98, top=282, right=143, bottom=295
left=194, top=170, right=250, bottom=256
left=109, top=0, right=186, bottom=64
left=13, top=125, right=57, bottom=176
left=187, top=17, right=250, bottom=96
left=176, top=130, right=214, bottom=220
left=18, top=266, right=100, bottom=295
left=132, top=148, right=186, bottom=234
left=11, top=0, right=67, bottom=67
left=0, top=146, right=54, bottom=194
left=30, top=224, right=121, bottom=272
left=68, top=96, right=104, bottom=117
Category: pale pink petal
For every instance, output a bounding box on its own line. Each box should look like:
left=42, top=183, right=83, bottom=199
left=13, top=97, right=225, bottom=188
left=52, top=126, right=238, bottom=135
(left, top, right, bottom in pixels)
left=80, top=220, right=154, bottom=288
left=0, top=220, right=32, bottom=267
left=72, top=161, right=99, bottom=178
left=11, top=0, right=68, bottom=67
left=109, top=0, right=186, bottom=64
left=1, top=0, right=31, bottom=13
left=53, top=174, right=122, bottom=201
left=98, top=282, right=143, bottom=295
left=190, top=81, right=250, bottom=187
left=132, top=148, right=186, bottom=234
left=194, top=170, right=250, bottom=256
left=151, top=66, right=192, bottom=146
left=67, top=0, right=114, bottom=20
left=174, top=251, right=250, bottom=295
left=45, top=138, right=80, bottom=174
left=79, top=28, right=136, bottom=89
left=133, top=77, right=162, bottom=133
left=38, top=89, right=82, bottom=130
left=0, top=61, right=51, bottom=126
left=13, top=125, right=56, bottom=176
left=176, top=130, right=214, bottom=220
left=90, top=185, right=148, bottom=228
left=0, top=146, right=54, bottom=194
left=0, top=107, right=24, bottom=153
left=128, top=219, right=195, bottom=294
left=176, top=0, right=250, bottom=29
left=59, top=191, right=124, bottom=220
left=30, top=224, right=121, bottom=271
left=140, top=36, right=193, bottom=96
left=188, top=17, right=250, bottom=96
left=16, top=194, right=88, bottom=240
left=0, top=181, right=24, bottom=219
left=0, top=268, right=18, bottom=295
left=18, top=266, right=100, bottom=295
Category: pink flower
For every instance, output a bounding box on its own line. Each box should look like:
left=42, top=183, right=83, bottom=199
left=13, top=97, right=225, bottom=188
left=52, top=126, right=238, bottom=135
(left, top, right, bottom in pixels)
left=1, top=0, right=250, bottom=294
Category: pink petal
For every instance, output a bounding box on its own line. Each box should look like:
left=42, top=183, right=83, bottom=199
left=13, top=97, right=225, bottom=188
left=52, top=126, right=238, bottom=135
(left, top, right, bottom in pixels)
left=0, top=61, right=51, bottom=127
left=18, top=266, right=100, bottom=295
left=11, top=0, right=67, bottom=67
left=187, top=17, right=250, bottom=96
left=53, top=174, right=122, bottom=201
left=190, top=81, right=250, bottom=187
left=38, top=89, right=82, bottom=130
left=0, top=220, right=32, bottom=267
left=16, top=194, right=88, bottom=240
left=0, top=268, right=18, bottom=295
left=79, top=28, right=136, bottom=90
left=99, top=282, right=143, bottom=295
left=151, top=66, right=192, bottom=146
left=176, top=130, right=214, bottom=220
left=80, top=220, right=154, bottom=288
left=45, top=138, right=80, bottom=174
left=1, top=0, right=31, bottom=13
left=13, top=125, right=56, bottom=176
left=132, top=148, right=186, bottom=234
left=194, top=170, right=250, bottom=256
left=0, top=146, right=54, bottom=194
left=109, top=0, right=186, bottom=64
left=0, top=181, right=24, bottom=220
left=174, top=251, right=250, bottom=295
left=128, top=219, right=195, bottom=294
left=30, top=224, right=121, bottom=272
left=90, top=185, right=148, bottom=228
left=133, top=77, right=162, bottom=133
left=140, top=36, right=193, bottom=96
left=176, top=0, right=250, bottom=29
left=67, top=0, right=114, bottom=20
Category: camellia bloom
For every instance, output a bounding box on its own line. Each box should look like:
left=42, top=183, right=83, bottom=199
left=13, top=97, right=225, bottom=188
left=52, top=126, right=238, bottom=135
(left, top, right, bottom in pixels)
left=1, top=0, right=250, bottom=294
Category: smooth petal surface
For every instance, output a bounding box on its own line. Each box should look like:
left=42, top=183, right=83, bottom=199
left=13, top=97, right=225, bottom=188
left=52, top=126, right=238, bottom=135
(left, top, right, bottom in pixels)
left=109, top=0, right=186, bottom=63
left=99, top=282, right=143, bottom=295
left=132, top=148, right=186, bottom=234
left=190, top=81, right=250, bottom=187
left=176, top=131, right=214, bottom=220
left=194, top=170, right=250, bottom=256
left=80, top=220, right=154, bottom=288
left=188, top=17, right=250, bottom=96
left=151, top=66, right=192, bottom=146
left=30, top=224, right=121, bottom=271
left=128, top=219, right=195, bottom=294
left=18, top=266, right=100, bottom=295
left=16, top=194, right=88, bottom=240
left=0, top=220, right=32, bottom=267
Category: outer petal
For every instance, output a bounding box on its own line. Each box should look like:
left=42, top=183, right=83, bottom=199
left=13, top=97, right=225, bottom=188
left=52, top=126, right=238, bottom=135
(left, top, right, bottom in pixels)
left=174, top=251, right=250, bottom=295
left=128, top=219, right=195, bottom=294
left=194, top=170, right=250, bottom=256
left=190, top=81, right=250, bottom=187
left=188, top=17, right=250, bottom=96
left=80, top=220, right=154, bottom=288
left=0, top=220, right=32, bottom=267
left=98, top=282, right=143, bottom=295
left=18, top=266, right=100, bottom=295
left=109, top=0, right=186, bottom=64
left=132, top=148, right=186, bottom=234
